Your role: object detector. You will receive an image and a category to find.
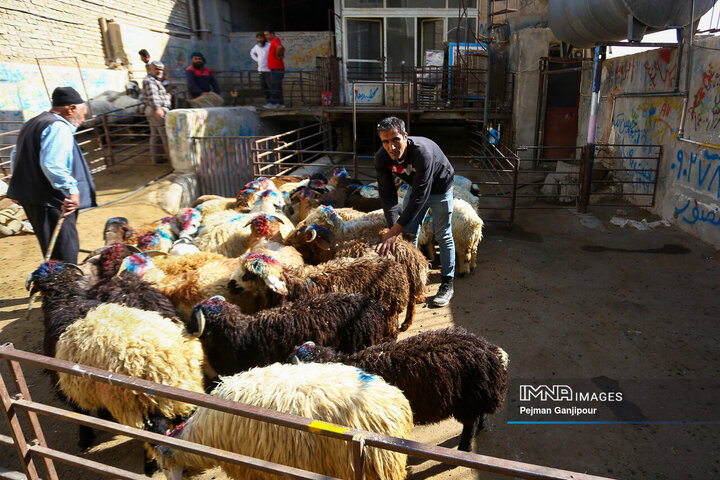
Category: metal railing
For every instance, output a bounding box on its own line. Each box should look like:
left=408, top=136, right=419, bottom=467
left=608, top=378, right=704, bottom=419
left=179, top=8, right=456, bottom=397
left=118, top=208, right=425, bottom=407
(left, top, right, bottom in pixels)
left=190, top=136, right=264, bottom=197
left=0, top=343, right=613, bottom=480
left=0, top=102, right=163, bottom=184
left=212, top=70, right=327, bottom=109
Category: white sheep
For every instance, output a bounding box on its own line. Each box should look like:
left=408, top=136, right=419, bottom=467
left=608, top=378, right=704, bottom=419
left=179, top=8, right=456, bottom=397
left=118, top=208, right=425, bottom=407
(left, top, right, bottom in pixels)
left=156, top=362, right=413, bottom=480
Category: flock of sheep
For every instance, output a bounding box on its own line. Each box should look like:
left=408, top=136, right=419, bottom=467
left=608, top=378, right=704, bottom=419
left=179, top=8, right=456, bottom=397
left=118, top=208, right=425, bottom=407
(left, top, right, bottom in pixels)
left=27, top=168, right=508, bottom=480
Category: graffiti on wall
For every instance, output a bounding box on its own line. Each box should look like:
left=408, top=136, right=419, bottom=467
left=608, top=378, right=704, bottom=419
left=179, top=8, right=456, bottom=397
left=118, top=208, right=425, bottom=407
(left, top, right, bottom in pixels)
left=688, top=61, right=720, bottom=132
left=604, top=50, right=677, bottom=93
left=612, top=98, right=682, bottom=193
left=0, top=62, right=128, bottom=120
left=671, top=147, right=720, bottom=227
left=674, top=196, right=720, bottom=227
left=226, top=32, right=332, bottom=72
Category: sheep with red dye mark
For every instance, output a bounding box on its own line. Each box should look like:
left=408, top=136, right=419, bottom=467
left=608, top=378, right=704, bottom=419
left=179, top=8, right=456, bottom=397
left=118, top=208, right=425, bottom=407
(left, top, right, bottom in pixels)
left=228, top=252, right=416, bottom=330
left=245, top=213, right=304, bottom=267
left=186, top=293, right=396, bottom=376
left=291, top=327, right=509, bottom=451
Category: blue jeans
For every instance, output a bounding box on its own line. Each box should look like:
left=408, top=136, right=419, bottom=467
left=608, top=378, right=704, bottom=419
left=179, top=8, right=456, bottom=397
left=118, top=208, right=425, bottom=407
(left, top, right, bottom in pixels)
left=259, top=72, right=272, bottom=103
left=269, top=69, right=285, bottom=105
left=402, top=186, right=455, bottom=278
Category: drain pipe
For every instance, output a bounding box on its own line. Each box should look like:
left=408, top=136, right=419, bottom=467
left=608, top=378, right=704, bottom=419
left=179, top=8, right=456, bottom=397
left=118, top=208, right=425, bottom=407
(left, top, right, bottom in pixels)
left=578, top=45, right=606, bottom=213
left=676, top=0, right=695, bottom=141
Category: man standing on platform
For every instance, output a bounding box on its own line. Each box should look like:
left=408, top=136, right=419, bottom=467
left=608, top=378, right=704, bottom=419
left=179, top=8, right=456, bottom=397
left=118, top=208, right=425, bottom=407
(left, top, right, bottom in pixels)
left=263, top=27, right=286, bottom=108
left=142, top=61, right=171, bottom=164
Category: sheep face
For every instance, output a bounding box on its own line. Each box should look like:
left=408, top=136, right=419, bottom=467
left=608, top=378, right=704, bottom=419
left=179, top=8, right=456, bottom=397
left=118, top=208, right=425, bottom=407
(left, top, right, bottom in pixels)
left=187, top=296, right=239, bottom=340
left=173, top=208, right=202, bottom=238
left=27, top=261, right=84, bottom=295
left=103, top=217, right=135, bottom=244
left=228, top=253, right=287, bottom=297
left=117, top=253, right=159, bottom=278
left=288, top=341, right=325, bottom=363
left=97, top=242, right=141, bottom=277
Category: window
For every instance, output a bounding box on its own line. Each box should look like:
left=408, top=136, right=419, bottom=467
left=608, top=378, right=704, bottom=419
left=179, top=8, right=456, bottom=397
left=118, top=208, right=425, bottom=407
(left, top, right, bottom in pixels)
left=387, top=18, right=415, bottom=74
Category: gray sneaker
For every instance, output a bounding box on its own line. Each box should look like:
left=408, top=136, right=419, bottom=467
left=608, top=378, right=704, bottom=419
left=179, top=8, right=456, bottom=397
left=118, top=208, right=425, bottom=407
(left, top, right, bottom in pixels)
left=433, top=280, right=454, bottom=307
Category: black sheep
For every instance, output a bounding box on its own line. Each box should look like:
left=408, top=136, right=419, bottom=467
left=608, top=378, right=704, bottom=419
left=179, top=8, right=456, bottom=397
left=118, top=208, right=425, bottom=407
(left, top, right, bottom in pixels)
left=187, top=294, right=397, bottom=376
left=290, top=327, right=509, bottom=452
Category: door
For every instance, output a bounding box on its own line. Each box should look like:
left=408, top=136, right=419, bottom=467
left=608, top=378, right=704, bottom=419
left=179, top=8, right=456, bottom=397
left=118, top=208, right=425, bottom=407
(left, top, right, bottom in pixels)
left=420, top=18, right=444, bottom=65
left=346, top=19, right=383, bottom=82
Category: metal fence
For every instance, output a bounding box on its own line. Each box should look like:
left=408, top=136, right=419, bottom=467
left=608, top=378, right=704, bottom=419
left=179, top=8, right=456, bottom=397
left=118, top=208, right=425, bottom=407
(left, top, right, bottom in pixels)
left=0, top=343, right=612, bottom=480
left=213, top=70, right=327, bottom=109
left=0, top=102, right=162, bottom=184
left=190, top=136, right=263, bottom=197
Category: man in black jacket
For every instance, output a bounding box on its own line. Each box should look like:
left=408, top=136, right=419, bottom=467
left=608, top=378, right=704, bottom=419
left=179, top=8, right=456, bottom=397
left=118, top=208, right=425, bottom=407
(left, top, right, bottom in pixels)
left=7, top=86, right=97, bottom=263
left=374, top=116, right=456, bottom=306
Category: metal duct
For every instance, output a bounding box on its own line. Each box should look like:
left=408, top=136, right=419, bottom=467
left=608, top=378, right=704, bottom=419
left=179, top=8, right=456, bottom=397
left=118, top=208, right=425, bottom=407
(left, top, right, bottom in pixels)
left=548, top=0, right=714, bottom=48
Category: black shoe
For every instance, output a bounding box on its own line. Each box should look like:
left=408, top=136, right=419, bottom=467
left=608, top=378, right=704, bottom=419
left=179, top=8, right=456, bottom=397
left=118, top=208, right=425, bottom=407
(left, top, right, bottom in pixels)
left=433, top=277, right=454, bottom=307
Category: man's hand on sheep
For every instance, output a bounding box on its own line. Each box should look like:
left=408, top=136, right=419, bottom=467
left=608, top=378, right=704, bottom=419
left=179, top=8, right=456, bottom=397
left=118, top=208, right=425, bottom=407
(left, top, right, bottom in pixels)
left=376, top=222, right=403, bottom=256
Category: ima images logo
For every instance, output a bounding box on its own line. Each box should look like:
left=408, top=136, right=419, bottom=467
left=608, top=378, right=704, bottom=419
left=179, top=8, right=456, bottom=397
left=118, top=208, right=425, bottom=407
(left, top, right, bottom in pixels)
left=520, top=385, right=573, bottom=402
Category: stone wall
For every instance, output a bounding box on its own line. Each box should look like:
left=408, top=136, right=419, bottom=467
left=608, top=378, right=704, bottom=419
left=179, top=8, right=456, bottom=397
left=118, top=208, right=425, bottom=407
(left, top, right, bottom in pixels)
left=577, top=36, right=720, bottom=248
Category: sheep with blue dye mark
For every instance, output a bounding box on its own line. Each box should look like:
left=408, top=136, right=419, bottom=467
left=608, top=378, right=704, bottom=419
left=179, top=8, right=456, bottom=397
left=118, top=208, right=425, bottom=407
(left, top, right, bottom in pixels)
left=291, top=327, right=509, bottom=451
left=155, top=362, right=412, bottom=480
left=187, top=294, right=396, bottom=376
left=228, top=252, right=416, bottom=330
left=290, top=204, right=386, bottom=243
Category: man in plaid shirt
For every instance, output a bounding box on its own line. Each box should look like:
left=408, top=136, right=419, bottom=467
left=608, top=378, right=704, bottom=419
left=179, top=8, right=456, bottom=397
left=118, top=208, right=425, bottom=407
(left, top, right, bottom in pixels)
left=142, top=61, right=171, bottom=164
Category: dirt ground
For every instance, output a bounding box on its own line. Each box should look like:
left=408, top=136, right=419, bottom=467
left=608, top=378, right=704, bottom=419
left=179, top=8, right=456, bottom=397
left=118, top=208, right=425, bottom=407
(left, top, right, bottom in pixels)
left=1, top=159, right=720, bottom=480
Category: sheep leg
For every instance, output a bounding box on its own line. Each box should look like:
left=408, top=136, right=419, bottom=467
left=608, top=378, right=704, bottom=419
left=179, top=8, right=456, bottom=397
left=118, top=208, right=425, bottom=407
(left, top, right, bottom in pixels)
left=457, top=415, right=483, bottom=452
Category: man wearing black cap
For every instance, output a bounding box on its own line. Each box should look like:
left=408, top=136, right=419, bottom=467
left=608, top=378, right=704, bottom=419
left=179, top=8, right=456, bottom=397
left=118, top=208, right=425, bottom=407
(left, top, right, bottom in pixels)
left=7, top=86, right=97, bottom=263
left=185, top=52, right=220, bottom=99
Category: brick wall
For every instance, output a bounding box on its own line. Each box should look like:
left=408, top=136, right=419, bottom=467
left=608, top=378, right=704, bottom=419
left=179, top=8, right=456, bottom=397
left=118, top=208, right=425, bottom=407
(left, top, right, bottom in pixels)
left=0, top=0, right=192, bottom=67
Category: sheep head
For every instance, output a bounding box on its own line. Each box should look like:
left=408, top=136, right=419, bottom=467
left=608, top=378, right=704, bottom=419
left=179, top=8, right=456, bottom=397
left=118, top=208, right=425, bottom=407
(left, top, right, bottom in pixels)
left=103, top=216, right=136, bottom=245
left=251, top=190, right=285, bottom=215
left=116, top=253, right=160, bottom=278
left=187, top=296, right=240, bottom=338
left=26, top=261, right=85, bottom=295
left=98, top=242, right=142, bottom=277
left=285, top=224, right=334, bottom=264
left=136, top=232, right=161, bottom=251
left=235, top=187, right=258, bottom=211
left=328, top=167, right=349, bottom=188
left=172, top=208, right=202, bottom=238
left=228, top=252, right=287, bottom=296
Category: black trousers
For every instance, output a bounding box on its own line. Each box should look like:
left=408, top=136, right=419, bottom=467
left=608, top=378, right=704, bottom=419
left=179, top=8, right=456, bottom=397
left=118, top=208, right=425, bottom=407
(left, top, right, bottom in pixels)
left=23, top=204, right=79, bottom=263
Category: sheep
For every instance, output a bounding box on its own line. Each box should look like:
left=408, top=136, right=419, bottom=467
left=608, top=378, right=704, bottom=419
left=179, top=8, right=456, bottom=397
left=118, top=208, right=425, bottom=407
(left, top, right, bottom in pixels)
left=245, top=214, right=304, bottom=267
left=235, top=177, right=279, bottom=211
left=155, top=362, right=412, bottom=480
left=291, top=205, right=386, bottom=242
left=54, top=303, right=206, bottom=474
left=417, top=197, right=484, bottom=276
left=228, top=252, right=417, bottom=330
left=291, top=327, right=509, bottom=452
left=87, top=271, right=179, bottom=321
left=187, top=293, right=396, bottom=376
left=119, top=253, right=252, bottom=319
left=345, top=184, right=382, bottom=212
left=285, top=224, right=427, bottom=304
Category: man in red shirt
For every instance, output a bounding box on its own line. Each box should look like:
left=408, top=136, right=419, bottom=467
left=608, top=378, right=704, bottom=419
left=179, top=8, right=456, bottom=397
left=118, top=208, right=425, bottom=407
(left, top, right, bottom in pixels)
left=263, top=27, right=286, bottom=108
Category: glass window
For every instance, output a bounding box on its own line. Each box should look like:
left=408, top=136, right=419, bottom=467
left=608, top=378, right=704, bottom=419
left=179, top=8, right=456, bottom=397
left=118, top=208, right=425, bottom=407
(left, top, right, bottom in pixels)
left=387, top=0, right=445, bottom=7
left=448, top=0, right=477, bottom=7
left=447, top=16, right=476, bottom=44
left=347, top=19, right=382, bottom=60
left=344, top=0, right=383, bottom=7
left=387, top=17, right=415, bottom=74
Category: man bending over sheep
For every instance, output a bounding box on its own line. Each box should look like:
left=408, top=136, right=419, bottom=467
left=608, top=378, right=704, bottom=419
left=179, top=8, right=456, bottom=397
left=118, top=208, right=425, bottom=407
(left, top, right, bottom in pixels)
left=375, top=116, right=455, bottom=307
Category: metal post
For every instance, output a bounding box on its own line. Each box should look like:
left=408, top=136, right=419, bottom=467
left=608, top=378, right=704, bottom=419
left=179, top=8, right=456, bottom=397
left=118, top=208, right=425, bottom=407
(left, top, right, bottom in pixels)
left=101, top=114, right=115, bottom=170
left=352, top=82, right=358, bottom=178
left=6, top=357, right=59, bottom=479
left=352, top=434, right=366, bottom=480
left=579, top=45, right=606, bottom=213
left=0, top=348, right=41, bottom=480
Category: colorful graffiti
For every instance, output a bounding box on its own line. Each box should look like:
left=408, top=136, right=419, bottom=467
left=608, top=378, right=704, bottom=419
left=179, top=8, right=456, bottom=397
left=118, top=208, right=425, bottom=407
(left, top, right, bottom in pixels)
left=688, top=61, right=720, bottom=132
left=612, top=98, right=683, bottom=194
left=226, top=32, right=332, bottom=72
left=604, top=50, right=677, bottom=92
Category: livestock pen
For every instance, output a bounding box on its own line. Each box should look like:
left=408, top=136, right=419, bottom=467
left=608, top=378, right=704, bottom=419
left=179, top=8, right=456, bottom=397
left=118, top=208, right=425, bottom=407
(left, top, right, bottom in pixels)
left=0, top=343, right=613, bottom=480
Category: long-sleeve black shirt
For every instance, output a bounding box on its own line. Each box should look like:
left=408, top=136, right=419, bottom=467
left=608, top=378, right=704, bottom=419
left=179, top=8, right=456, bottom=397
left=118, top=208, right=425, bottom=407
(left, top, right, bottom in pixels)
left=375, top=136, right=454, bottom=229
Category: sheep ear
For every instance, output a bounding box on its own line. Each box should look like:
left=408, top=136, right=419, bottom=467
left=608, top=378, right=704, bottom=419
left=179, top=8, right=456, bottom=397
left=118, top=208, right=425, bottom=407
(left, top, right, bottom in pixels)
left=316, top=238, right=332, bottom=251
left=265, top=274, right=288, bottom=295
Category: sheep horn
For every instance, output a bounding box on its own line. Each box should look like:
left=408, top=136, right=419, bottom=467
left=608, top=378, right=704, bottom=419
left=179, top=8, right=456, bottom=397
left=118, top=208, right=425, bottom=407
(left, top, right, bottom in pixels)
left=81, top=246, right=106, bottom=263
left=291, top=355, right=300, bottom=365
left=25, top=272, right=33, bottom=292
left=306, top=228, right=317, bottom=243
left=65, top=263, right=85, bottom=275
left=193, top=309, right=206, bottom=337
left=143, top=250, right=168, bottom=258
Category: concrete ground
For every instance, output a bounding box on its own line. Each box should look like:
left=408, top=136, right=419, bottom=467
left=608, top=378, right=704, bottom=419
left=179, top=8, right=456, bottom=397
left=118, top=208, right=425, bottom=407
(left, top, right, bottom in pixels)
left=1, top=161, right=719, bottom=479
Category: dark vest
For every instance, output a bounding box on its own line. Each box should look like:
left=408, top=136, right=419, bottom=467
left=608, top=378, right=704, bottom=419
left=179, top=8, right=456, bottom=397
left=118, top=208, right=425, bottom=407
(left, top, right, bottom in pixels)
left=7, top=112, right=96, bottom=209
